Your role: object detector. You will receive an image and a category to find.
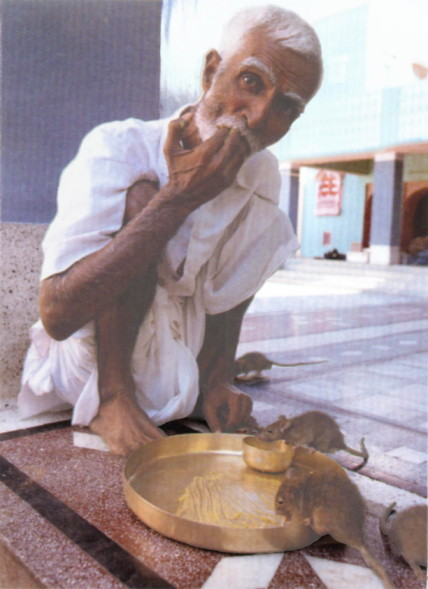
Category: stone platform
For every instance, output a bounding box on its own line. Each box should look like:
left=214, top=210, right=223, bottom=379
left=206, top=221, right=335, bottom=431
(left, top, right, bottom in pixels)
left=1, top=261, right=427, bottom=588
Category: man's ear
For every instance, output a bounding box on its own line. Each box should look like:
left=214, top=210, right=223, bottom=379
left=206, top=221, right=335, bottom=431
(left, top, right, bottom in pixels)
left=202, top=49, right=222, bottom=91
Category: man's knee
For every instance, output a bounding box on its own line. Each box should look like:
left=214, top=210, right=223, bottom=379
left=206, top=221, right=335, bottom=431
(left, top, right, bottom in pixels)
left=124, top=179, right=159, bottom=224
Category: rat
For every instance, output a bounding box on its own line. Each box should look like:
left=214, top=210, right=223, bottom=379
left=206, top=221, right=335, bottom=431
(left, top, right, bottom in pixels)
left=258, top=411, right=369, bottom=471
left=275, top=467, right=396, bottom=589
left=380, top=502, right=427, bottom=582
left=233, top=351, right=325, bottom=379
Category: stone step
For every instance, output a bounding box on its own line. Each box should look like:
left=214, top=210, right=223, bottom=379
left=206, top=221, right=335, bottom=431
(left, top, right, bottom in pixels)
left=274, top=259, right=428, bottom=297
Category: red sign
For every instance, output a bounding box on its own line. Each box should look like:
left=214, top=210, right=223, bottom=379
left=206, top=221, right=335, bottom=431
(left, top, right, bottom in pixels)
left=316, top=170, right=343, bottom=216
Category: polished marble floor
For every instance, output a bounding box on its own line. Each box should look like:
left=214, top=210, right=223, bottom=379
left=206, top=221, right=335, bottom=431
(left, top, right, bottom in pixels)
left=1, top=261, right=427, bottom=588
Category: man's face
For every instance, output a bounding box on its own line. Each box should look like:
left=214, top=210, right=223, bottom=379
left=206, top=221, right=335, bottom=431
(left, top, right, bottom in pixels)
left=196, top=33, right=322, bottom=152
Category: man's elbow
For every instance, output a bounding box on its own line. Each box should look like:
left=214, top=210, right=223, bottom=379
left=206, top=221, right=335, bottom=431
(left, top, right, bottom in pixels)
left=40, top=305, right=73, bottom=341
left=39, top=283, right=75, bottom=341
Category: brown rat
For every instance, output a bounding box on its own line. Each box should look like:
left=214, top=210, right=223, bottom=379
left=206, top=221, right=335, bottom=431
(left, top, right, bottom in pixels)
left=275, top=467, right=396, bottom=589
left=380, top=502, right=427, bottom=582
left=233, top=351, right=325, bottom=380
left=258, top=411, right=369, bottom=471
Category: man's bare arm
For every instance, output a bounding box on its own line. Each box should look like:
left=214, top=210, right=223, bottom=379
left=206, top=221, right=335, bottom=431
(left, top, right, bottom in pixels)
left=197, top=297, right=255, bottom=433
left=40, top=119, right=250, bottom=341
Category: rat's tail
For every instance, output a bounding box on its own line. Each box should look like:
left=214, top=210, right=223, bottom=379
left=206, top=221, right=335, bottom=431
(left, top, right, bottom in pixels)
left=347, top=437, right=369, bottom=471
left=273, top=359, right=327, bottom=367
left=359, top=545, right=397, bottom=589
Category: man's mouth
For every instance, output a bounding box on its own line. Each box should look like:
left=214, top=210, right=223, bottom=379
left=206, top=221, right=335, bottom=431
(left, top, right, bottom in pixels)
left=215, top=114, right=263, bottom=153
left=195, top=105, right=263, bottom=154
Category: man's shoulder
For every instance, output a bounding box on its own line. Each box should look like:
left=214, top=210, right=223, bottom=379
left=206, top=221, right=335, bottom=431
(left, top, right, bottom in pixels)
left=256, top=148, right=279, bottom=169
left=79, top=117, right=166, bottom=153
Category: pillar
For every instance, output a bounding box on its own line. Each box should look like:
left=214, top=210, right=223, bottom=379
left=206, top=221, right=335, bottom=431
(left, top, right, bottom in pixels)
left=279, top=163, right=300, bottom=233
left=369, top=152, right=404, bottom=265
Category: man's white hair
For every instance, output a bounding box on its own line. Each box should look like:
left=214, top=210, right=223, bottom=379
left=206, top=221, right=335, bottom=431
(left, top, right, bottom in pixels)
left=219, top=4, right=322, bottom=65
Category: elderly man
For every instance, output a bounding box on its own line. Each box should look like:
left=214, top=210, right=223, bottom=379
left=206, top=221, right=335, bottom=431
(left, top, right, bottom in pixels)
left=19, top=5, right=323, bottom=454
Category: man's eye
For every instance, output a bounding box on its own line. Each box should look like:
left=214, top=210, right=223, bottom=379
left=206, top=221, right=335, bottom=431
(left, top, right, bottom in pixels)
left=240, top=73, right=263, bottom=92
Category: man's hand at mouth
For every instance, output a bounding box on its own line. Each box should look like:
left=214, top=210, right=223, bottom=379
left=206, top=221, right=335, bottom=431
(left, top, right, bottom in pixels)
left=163, top=113, right=251, bottom=211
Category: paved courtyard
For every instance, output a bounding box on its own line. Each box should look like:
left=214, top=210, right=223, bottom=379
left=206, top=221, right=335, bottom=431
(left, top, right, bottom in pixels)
left=1, top=260, right=427, bottom=588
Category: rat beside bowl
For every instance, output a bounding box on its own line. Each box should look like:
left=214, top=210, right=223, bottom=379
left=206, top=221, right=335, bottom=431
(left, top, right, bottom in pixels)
left=242, top=437, right=295, bottom=473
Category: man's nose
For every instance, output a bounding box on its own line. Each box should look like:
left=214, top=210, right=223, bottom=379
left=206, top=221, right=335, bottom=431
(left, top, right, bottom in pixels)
left=243, top=95, right=273, bottom=130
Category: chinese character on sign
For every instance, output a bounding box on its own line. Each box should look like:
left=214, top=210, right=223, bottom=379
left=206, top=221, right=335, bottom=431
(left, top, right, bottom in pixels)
left=316, top=170, right=343, bottom=216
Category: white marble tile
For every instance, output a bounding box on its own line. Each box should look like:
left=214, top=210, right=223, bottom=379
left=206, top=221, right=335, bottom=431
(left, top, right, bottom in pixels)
left=338, top=394, right=391, bottom=414
left=385, top=382, right=427, bottom=400
left=340, top=350, right=363, bottom=356
left=201, top=554, right=283, bottom=589
left=304, top=555, right=384, bottom=589
left=333, top=369, right=408, bottom=392
left=365, top=361, right=427, bottom=380
left=72, top=431, right=109, bottom=452
left=399, top=353, right=428, bottom=368
left=288, top=381, right=345, bottom=402
left=347, top=468, right=425, bottom=516
left=0, top=402, right=71, bottom=433
left=385, top=446, right=427, bottom=464
left=237, top=320, right=428, bottom=356
left=253, top=400, right=277, bottom=413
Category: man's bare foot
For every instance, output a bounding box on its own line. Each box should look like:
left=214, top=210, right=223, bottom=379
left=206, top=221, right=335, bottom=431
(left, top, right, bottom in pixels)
left=90, top=395, right=165, bottom=455
left=202, top=382, right=256, bottom=433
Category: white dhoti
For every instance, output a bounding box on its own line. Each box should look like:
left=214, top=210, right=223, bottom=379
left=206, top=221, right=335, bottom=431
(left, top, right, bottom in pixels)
left=18, top=116, right=298, bottom=426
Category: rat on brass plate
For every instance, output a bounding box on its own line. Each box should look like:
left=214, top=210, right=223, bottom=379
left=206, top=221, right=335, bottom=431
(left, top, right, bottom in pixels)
left=123, top=433, right=345, bottom=553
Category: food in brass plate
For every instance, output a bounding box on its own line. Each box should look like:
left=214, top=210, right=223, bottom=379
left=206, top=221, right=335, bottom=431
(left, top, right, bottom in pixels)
left=258, top=411, right=369, bottom=471
left=176, top=471, right=284, bottom=528
left=380, top=502, right=427, bottom=582
left=233, top=351, right=325, bottom=381
left=275, top=466, right=396, bottom=589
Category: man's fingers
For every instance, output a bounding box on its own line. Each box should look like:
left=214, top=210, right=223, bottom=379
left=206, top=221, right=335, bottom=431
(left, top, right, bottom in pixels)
left=203, top=402, right=222, bottom=432
left=213, top=130, right=251, bottom=176
left=220, top=390, right=253, bottom=432
left=223, top=128, right=252, bottom=158
left=197, top=126, right=234, bottom=154
left=163, top=117, right=191, bottom=157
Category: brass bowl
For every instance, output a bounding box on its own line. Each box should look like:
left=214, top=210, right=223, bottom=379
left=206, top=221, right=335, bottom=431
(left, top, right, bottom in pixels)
left=242, top=437, right=295, bottom=473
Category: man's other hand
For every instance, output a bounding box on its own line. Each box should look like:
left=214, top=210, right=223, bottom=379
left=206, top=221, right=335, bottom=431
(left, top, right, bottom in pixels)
left=202, top=382, right=256, bottom=433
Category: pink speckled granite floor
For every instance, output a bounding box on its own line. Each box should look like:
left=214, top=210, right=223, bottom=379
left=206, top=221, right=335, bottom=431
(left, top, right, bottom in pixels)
left=0, top=421, right=425, bottom=589
left=1, top=269, right=427, bottom=588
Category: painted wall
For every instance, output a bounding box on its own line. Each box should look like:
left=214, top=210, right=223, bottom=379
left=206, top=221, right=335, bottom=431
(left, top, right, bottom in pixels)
left=2, top=0, right=162, bottom=224
left=299, top=169, right=368, bottom=258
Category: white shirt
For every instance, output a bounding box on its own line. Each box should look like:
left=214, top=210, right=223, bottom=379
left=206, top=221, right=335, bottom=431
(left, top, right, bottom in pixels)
left=18, top=115, right=298, bottom=426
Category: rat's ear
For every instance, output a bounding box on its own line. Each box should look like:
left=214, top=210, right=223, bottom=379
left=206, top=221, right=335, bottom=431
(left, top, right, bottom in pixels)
left=202, top=49, right=222, bottom=91
left=279, top=415, right=291, bottom=432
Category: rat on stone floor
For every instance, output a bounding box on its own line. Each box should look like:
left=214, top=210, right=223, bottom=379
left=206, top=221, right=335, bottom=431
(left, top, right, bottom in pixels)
left=275, top=466, right=396, bottom=589
left=380, top=502, right=427, bottom=583
left=233, top=351, right=325, bottom=380
left=258, top=411, right=369, bottom=471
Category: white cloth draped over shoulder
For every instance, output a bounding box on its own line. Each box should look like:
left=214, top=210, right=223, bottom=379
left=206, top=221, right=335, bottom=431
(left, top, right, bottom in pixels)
left=18, top=115, right=299, bottom=426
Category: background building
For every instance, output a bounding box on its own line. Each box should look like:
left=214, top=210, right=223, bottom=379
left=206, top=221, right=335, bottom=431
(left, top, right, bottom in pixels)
left=161, top=0, right=428, bottom=265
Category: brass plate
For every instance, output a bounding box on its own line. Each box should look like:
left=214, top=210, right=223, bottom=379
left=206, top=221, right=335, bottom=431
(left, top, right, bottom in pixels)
left=123, top=433, right=337, bottom=553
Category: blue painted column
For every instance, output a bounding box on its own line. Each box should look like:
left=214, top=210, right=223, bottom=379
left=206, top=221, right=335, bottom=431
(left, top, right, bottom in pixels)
left=369, top=153, right=404, bottom=265
left=279, top=163, right=300, bottom=234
